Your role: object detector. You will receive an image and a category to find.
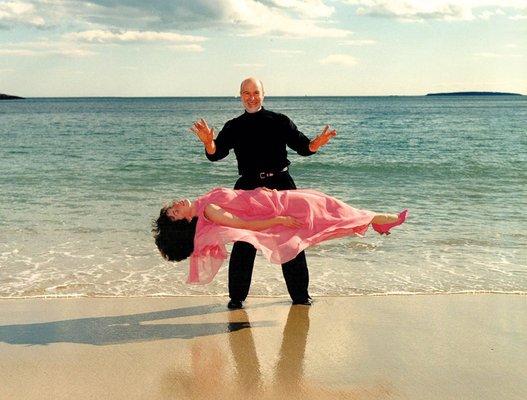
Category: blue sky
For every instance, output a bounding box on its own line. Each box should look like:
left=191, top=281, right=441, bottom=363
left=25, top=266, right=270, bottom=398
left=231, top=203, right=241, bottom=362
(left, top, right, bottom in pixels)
left=1, top=0, right=526, bottom=96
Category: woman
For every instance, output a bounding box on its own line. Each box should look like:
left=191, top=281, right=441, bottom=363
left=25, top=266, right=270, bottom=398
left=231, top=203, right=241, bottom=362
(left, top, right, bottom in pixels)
left=153, top=187, right=407, bottom=285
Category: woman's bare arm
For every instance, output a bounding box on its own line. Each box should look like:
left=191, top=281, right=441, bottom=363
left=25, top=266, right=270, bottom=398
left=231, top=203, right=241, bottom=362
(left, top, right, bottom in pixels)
left=204, top=204, right=302, bottom=231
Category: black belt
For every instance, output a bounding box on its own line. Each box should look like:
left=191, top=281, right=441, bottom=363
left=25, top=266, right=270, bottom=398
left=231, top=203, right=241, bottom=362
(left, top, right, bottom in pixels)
left=246, top=166, right=288, bottom=179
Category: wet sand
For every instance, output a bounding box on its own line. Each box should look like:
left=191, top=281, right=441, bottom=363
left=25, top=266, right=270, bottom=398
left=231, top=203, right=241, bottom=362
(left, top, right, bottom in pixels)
left=0, top=294, right=525, bottom=400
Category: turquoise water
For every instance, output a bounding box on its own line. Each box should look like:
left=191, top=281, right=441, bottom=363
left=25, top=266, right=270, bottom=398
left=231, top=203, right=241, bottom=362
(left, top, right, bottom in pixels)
left=0, top=96, right=526, bottom=297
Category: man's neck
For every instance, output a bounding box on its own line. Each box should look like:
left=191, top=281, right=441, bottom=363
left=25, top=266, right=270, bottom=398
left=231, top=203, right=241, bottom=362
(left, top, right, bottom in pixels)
left=245, top=106, right=263, bottom=114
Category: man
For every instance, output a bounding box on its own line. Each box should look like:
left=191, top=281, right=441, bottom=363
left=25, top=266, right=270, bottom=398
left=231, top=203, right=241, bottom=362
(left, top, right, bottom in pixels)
left=190, top=77, right=335, bottom=309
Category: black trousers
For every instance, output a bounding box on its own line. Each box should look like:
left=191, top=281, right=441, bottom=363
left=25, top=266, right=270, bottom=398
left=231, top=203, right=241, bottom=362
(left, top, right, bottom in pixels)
left=228, top=171, right=310, bottom=302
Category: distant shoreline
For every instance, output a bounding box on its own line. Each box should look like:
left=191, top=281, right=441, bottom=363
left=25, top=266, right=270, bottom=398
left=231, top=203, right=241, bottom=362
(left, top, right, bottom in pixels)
left=0, top=94, right=24, bottom=100
left=426, top=91, right=523, bottom=96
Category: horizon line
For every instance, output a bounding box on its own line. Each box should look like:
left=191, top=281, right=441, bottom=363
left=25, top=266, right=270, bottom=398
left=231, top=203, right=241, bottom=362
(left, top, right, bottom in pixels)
left=6, top=92, right=525, bottom=99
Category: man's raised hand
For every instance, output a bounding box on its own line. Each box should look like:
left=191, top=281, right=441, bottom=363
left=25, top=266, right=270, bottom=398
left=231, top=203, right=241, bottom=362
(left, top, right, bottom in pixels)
left=190, top=118, right=215, bottom=145
left=309, top=125, right=337, bottom=152
left=190, top=118, right=216, bottom=154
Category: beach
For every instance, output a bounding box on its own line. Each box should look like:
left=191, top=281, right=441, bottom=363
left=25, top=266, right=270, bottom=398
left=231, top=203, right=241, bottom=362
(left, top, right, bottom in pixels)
left=3, top=1, right=526, bottom=398
left=1, top=294, right=525, bottom=400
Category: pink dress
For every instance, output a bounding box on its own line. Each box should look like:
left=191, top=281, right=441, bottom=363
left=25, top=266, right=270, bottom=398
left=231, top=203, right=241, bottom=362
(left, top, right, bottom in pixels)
left=187, top=188, right=378, bottom=284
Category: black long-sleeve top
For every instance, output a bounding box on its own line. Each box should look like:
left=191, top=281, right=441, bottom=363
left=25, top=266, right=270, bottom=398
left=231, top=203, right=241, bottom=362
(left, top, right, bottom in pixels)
left=206, top=107, right=315, bottom=176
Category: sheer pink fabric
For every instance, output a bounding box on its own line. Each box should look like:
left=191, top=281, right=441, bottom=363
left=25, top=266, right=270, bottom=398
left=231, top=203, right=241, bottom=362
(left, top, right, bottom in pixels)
left=188, top=188, right=377, bottom=284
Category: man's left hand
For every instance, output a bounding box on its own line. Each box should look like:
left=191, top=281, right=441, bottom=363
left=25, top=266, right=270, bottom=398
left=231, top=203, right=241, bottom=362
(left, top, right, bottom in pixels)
left=309, top=125, right=337, bottom=152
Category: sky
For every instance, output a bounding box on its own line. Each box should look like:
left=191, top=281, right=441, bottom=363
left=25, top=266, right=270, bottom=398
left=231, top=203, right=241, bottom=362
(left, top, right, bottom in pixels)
left=0, top=0, right=526, bottom=97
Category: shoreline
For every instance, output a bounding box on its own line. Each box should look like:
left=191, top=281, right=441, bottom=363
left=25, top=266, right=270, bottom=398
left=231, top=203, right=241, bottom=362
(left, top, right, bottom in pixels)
left=1, top=294, right=525, bottom=399
left=1, top=290, right=526, bottom=300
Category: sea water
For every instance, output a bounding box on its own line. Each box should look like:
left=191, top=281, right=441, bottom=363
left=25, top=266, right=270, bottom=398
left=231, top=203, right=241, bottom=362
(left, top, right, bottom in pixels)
left=0, top=96, right=525, bottom=298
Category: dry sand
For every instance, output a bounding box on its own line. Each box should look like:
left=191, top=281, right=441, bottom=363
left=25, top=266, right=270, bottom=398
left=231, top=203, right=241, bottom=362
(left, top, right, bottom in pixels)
left=0, top=294, right=525, bottom=400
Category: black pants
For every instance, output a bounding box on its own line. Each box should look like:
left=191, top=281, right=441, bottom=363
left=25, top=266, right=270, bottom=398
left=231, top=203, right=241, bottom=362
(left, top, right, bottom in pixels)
left=228, top=171, right=310, bottom=302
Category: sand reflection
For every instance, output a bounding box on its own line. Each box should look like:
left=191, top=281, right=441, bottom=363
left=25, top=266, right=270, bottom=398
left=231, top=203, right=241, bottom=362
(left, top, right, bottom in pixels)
left=163, top=305, right=393, bottom=399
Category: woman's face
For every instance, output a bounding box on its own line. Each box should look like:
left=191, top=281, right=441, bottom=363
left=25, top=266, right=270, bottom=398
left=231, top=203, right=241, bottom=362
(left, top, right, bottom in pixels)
left=167, top=199, right=192, bottom=221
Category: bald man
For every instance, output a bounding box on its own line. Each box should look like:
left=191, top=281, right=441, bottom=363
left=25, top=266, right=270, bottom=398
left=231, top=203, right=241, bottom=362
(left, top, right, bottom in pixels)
left=191, top=77, right=336, bottom=309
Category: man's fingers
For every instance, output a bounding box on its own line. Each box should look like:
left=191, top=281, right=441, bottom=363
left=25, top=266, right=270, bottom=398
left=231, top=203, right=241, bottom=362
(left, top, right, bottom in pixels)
left=192, top=119, right=213, bottom=135
left=194, top=119, right=206, bottom=128
left=199, top=118, right=210, bottom=129
left=321, top=129, right=336, bottom=139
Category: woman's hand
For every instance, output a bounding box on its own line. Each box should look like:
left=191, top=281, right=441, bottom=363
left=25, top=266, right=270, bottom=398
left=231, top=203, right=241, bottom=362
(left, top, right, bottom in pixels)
left=204, top=205, right=303, bottom=231
left=275, top=216, right=303, bottom=228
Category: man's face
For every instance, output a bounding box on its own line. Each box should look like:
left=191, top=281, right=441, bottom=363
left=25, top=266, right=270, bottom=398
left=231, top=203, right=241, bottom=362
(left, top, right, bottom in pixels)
left=240, top=79, right=264, bottom=113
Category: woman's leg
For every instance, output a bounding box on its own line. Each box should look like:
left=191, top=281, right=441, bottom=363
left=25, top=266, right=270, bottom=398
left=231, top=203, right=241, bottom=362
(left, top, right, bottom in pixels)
left=371, top=213, right=398, bottom=225
left=371, top=209, right=408, bottom=235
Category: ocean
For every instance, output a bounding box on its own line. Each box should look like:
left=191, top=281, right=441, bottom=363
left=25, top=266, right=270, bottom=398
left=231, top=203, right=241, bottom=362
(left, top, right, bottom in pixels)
left=0, top=96, right=525, bottom=298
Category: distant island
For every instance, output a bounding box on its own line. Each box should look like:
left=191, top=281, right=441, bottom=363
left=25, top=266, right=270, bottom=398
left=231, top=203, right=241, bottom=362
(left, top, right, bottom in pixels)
left=426, top=91, right=523, bottom=96
left=0, top=93, right=24, bottom=100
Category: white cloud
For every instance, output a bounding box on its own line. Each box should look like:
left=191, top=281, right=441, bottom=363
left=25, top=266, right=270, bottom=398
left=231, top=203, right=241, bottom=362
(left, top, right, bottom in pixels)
left=339, top=39, right=377, bottom=46
left=0, top=1, right=44, bottom=27
left=234, top=63, right=265, bottom=68
left=5, top=0, right=350, bottom=38
left=227, top=0, right=349, bottom=37
left=270, top=49, right=305, bottom=55
left=320, top=54, right=357, bottom=67
left=66, top=30, right=206, bottom=44
left=268, top=0, right=334, bottom=18
left=478, top=8, right=505, bottom=19
left=343, top=0, right=527, bottom=21
left=0, top=40, right=95, bottom=57
left=168, top=44, right=204, bottom=52
left=473, top=52, right=523, bottom=58
left=509, top=14, right=527, bottom=19
left=0, top=49, right=35, bottom=56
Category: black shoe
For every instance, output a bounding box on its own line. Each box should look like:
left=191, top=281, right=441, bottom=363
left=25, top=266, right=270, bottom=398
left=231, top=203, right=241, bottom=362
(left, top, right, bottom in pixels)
left=227, top=300, right=244, bottom=310
left=292, top=298, right=312, bottom=306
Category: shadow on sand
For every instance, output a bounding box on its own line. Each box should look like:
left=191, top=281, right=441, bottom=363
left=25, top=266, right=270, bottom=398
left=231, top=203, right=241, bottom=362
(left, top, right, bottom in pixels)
left=0, top=302, right=278, bottom=346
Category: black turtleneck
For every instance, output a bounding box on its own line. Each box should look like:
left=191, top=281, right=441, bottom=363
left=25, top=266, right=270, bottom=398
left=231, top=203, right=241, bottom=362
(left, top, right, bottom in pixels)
left=206, top=107, right=315, bottom=176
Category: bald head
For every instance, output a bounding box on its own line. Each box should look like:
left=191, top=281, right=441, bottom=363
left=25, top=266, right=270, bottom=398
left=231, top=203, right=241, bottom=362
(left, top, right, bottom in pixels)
left=240, top=77, right=264, bottom=95
left=239, top=77, right=265, bottom=113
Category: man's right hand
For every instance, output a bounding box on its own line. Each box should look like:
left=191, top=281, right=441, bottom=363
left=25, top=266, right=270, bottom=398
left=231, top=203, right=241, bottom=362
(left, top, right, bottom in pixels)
left=190, top=119, right=216, bottom=154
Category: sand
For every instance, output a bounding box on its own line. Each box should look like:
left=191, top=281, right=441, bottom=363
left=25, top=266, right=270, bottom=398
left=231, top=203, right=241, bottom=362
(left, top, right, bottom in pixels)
left=0, top=294, right=525, bottom=400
